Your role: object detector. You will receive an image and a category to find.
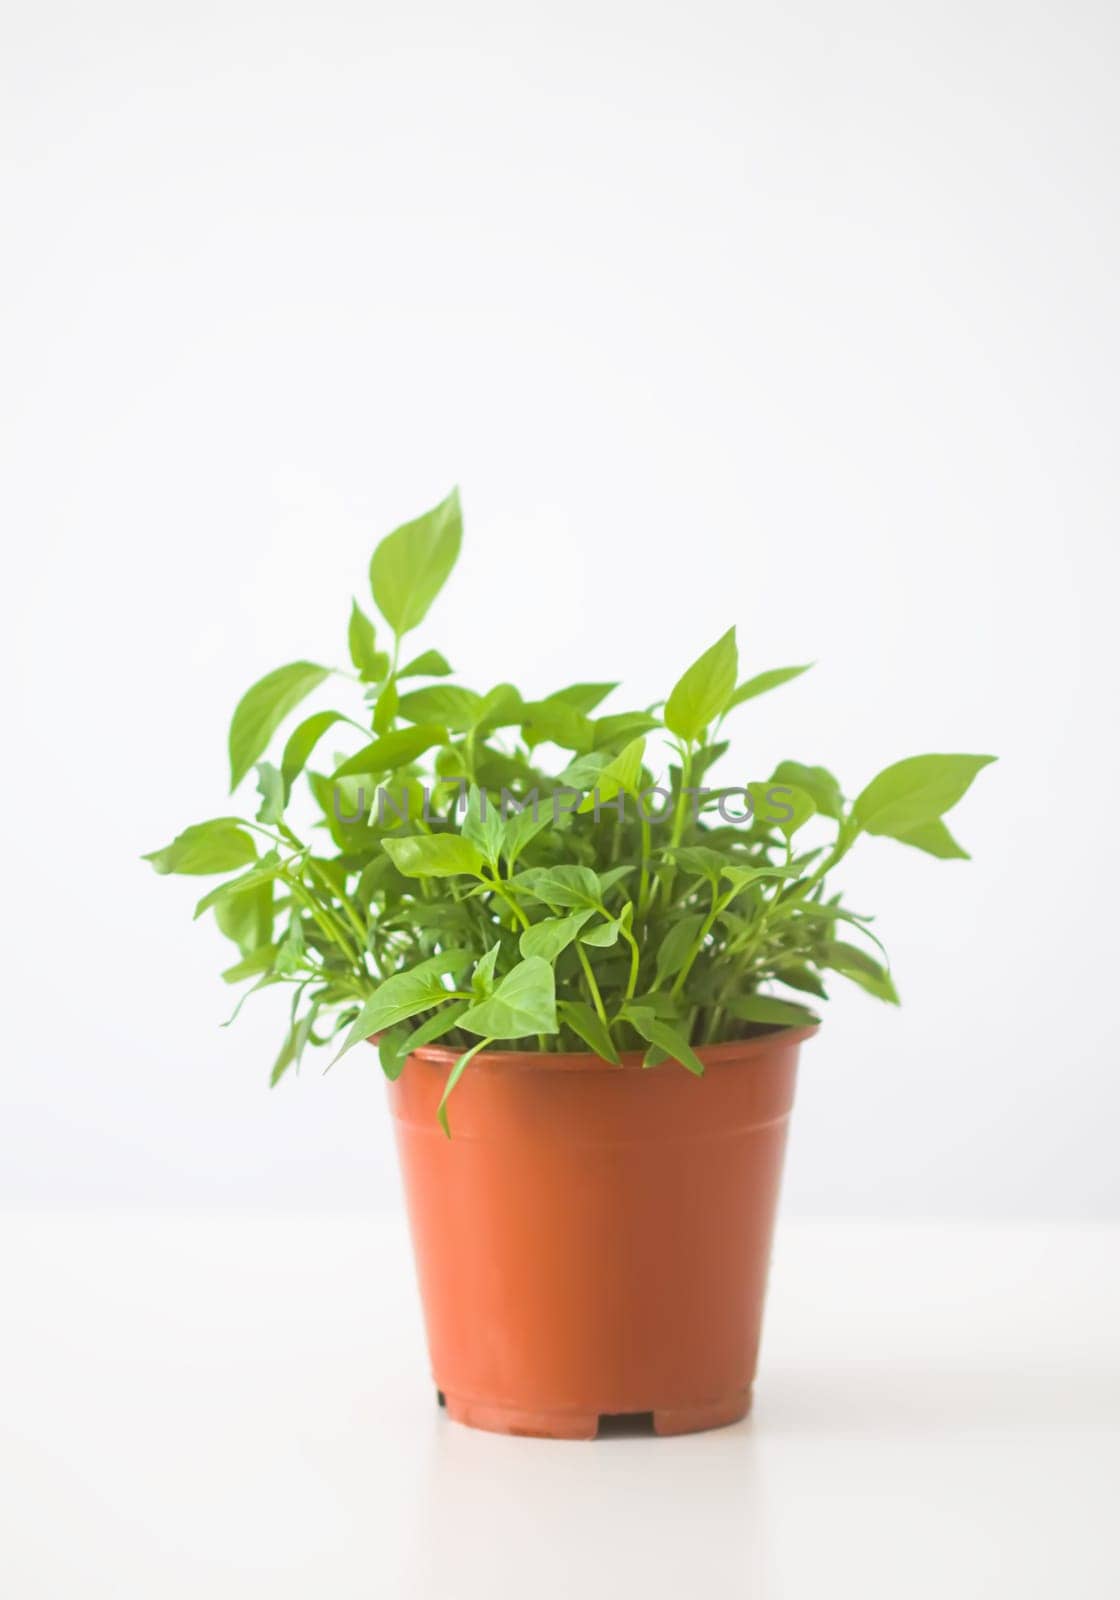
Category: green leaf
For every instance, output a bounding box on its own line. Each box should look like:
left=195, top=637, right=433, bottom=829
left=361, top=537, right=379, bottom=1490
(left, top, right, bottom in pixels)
left=577, top=737, right=645, bottom=811
left=221, top=943, right=281, bottom=982
left=229, top=661, right=330, bottom=792
left=559, top=751, right=610, bottom=792
left=721, top=862, right=795, bottom=896
left=592, top=711, right=660, bottom=751
left=892, top=818, right=971, bottom=860
left=348, top=600, right=382, bottom=682
left=143, top=819, right=258, bottom=876
left=471, top=941, right=502, bottom=998
left=435, top=746, right=470, bottom=781
left=316, top=771, right=375, bottom=838
left=460, top=785, right=505, bottom=868
left=458, top=957, right=558, bottom=1040
left=269, top=1037, right=297, bottom=1089
left=824, top=941, right=900, bottom=1004
left=664, top=627, right=738, bottom=742
left=378, top=1001, right=469, bottom=1081
left=372, top=677, right=398, bottom=734
left=437, top=1038, right=490, bottom=1137
left=747, top=781, right=817, bottom=839
left=272, top=910, right=306, bottom=976
left=654, top=914, right=705, bottom=987
left=771, top=761, right=844, bottom=821
left=214, top=878, right=273, bottom=956
left=727, top=664, right=812, bottom=710
left=398, top=649, right=453, bottom=679
left=221, top=972, right=282, bottom=1028
left=664, top=845, right=727, bottom=884
left=519, top=910, right=594, bottom=961
left=625, top=1008, right=704, bottom=1076
left=598, top=865, right=636, bottom=895
left=690, top=741, right=729, bottom=784
left=520, top=700, right=595, bottom=752
left=558, top=999, right=621, bottom=1064
left=625, top=991, right=682, bottom=1021
left=192, top=852, right=284, bottom=919
left=549, top=682, right=618, bottom=714
left=774, top=962, right=828, bottom=1000
left=501, top=802, right=553, bottom=870
left=726, top=995, right=819, bottom=1028
left=370, top=486, right=462, bottom=635
left=332, top=724, right=446, bottom=777
left=307, top=855, right=348, bottom=898
left=271, top=995, right=320, bottom=1087
left=397, top=684, right=481, bottom=732
left=853, top=754, right=996, bottom=837
left=280, top=711, right=346, bottom=797
left=332, top=950, right=473, bottom=1063
left=789, top=903, right=892, bottom=966
left=475, top=683, right=524, bottom=735
left=382, top=833, right=486, bottom=878
left=513, top=865, right=603, bottom=909
left=581, top=917, right=621, bottom=948
left=254, top=762, right=285, bottom=825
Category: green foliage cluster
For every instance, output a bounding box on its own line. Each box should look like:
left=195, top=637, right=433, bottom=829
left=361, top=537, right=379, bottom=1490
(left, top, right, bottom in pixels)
left=146, top=489, right=993, bottom=1131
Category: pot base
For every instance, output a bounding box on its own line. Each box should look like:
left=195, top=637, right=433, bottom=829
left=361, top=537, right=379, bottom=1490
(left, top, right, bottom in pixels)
left=441, top=1387, right=752, bottom=1440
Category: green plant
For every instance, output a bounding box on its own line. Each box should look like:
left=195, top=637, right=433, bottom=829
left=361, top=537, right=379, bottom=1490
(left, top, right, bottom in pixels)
left=146, top=488, right=994, bottom=1131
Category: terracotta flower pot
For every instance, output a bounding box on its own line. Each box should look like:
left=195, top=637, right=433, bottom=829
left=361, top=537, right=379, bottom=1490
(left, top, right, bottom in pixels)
left=385, top=1026, right=816, bottom=1439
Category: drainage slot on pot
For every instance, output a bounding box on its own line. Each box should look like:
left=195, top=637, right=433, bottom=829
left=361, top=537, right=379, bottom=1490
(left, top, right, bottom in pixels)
left=597, top=1411, right=655, bottom=1438
left=436, top=1389, right=446, bottom=1408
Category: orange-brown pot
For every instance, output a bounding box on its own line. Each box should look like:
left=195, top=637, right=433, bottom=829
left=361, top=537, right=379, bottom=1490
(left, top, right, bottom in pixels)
left=386, top=1027, right=815, bottom=1439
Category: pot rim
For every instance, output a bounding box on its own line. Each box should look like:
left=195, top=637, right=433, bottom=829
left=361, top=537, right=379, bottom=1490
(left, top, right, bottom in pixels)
left=376, top=1024, right=819, bottom=1074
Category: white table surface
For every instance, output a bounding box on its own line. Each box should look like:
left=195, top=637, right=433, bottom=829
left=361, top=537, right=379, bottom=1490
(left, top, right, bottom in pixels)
left=2, top=1214, right=1117, bottom=1599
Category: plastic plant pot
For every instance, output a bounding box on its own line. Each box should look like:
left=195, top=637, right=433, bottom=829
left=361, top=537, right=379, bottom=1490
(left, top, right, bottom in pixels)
left=385, top=1026, right=815, bottom=1439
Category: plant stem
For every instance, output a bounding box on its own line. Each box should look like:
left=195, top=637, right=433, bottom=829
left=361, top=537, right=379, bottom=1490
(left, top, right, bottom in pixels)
left=669, top=879, right=724, bottom=1000
left=785, top=822, right=857, bottom=907
left=637, top=811, right=654, bottom=917
left=621, top=926, right=641, bottom=999
left=669, top=745, right=694, bottom=853
left=651, top=741, right=694, bottom=914
left=486, top=871, right=531, bottom=931
left=282, top=873, right=362, bottom=969
left=269, top=819, right=368, bottom=971
left=576, top=944, right=609, bottom=1026
left=306, top=859, right=367, bottom=945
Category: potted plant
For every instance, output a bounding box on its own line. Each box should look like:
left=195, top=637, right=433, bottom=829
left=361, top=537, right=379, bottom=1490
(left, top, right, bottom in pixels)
left=146, top=488, right=993, bottom=1438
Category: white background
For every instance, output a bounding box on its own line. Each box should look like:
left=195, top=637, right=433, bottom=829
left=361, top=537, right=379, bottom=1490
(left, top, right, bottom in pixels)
left=2, top=0, right=1118, bottom=1221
